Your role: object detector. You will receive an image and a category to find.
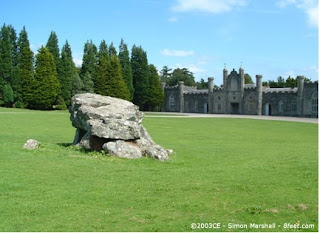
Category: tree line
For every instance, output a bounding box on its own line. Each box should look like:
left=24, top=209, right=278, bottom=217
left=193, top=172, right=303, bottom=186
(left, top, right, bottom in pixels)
left=159, top=66, right=255, bottom=89
left=0, top=24, right=164, bottom=111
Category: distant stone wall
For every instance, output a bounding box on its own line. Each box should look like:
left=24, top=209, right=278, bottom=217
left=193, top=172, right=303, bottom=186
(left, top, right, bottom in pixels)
left=262, top=91, right=298, bottom=117
left=212, top=89, right=226, bottom=114
left=302, top=82, right=318, bottom=118
left=163, top=86, right=180, bottom=112
left=162, top=69, right=318, bottom=118
left=242, top=87, right=258, bottom=115
left=184, top=93, right=208, bottom=113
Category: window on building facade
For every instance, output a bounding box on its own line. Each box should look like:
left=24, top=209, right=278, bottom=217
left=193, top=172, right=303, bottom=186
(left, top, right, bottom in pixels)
left=249, top=104, right=253, bottom=111
left=279, top=100, right=284, bottom=113
left=218, top=104, right=221, bottom=111
left=291, top=102, right=297, bottom=111
left=169, top=94, right=175, bottom=110
left=312, top=97, right=318, bottom=113
left=195, top=100, right=198, bottom=111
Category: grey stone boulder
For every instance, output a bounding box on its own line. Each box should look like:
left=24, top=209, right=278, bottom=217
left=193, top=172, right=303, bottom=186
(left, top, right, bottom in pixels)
left=23, top=139, right=40, bottom=150
left=69, top=93, right=172, bottom=161
left=103, top=140, right=142, bottom=159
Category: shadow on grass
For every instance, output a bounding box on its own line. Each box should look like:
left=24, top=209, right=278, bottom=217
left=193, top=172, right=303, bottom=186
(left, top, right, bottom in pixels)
left=56, top=142, right=93, bottom=154
left=57, top=142, right=72, bottom=147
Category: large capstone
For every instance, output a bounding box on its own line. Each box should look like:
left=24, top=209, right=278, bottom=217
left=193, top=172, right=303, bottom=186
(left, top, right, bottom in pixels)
left=69, top=93, right=172, bottom=161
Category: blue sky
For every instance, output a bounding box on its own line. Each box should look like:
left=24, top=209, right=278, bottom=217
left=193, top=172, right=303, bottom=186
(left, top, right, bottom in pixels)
left=0, top=0, right=318, bottom=85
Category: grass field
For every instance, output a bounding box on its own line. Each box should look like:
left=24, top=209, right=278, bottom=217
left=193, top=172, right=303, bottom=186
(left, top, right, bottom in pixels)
left=0, top=107, right=318, bottom=232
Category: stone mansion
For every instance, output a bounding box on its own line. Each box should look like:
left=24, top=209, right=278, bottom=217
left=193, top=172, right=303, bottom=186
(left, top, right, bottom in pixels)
left=162, top=67, right=318, bottom=118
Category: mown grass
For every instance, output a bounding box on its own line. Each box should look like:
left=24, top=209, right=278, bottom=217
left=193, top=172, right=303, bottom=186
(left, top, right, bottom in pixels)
left=0, top=108, right=318, bottom=232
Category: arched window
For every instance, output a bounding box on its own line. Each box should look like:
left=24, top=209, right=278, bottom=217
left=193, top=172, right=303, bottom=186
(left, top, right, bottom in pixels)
left=230, top=76, right=238, bottom=91
left=291, top=101, right=297, bottom=111
left=218, top=103, right=221, bottom=111
left=169, top=94, right=175, bottom=110
left=279, top=100, right=284, bottom=113
left=194, top=100, right=198, bottom=111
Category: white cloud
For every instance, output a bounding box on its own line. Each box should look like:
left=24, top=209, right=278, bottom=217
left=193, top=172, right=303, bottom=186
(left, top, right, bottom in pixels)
left=162, top=49, right=194, bottom=57
left=174, top=63, right=206, bottom=74
left=277, top=0, right=318, bottom=27
left=168, top=17, right=179, bottom=22
left=171, top=0, right=247, bottom=14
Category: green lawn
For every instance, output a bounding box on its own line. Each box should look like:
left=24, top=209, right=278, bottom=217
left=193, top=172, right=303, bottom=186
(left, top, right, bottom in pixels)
left=0, top=108, right=318, bottom=232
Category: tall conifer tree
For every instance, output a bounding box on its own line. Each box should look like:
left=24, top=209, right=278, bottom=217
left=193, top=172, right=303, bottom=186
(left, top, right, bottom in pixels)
left=30, top=47, right=60, bottom=109
left=108, top=42, right=117, bottom=57
left=59, top=40, right=76, bottom=105
left=82, top=71, right=94, bottom=93
left=95, top=55, right=109, bottom=95
left=98, top=40, right=109, bottom=60
left=17, top=26, right=34, bottom=106
left=80, top=40, right=98, bottom=79
left=106, top=55, right=130, bottom=100
left=72, top=73, right=84, bottom=96
left=119, top=39, right=134, bottom=100
left=0, top=24, right=13, bottom=85
left=131, top=45, right=149, bottom=110
left=46, top=31, right=60, bottom=73
left=147, top=64, right=164, bottom=111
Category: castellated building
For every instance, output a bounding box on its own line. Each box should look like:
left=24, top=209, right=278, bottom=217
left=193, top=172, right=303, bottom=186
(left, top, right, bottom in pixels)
left=162, top=67, right=318, bottom=118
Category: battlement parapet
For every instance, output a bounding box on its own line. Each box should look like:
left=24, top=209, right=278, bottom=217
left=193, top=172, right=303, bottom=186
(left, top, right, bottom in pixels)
left=244, top=86, right=257, bottom=90
left=184, top=89, right=208, bottom=95
left=164, top=85, right=179, bottom=90
left=264, top=87, right=297, bottom=94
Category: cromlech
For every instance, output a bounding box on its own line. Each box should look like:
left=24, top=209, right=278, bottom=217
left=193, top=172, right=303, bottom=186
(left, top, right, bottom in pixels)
left=162, top=66, right=318, bottom=118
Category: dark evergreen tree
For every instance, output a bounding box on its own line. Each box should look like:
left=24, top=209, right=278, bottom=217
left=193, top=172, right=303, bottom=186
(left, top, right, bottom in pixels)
left=59, top=40, right=76, bottom=105
left=119, top=39, right=134, bottom=100
left=8, top=25, right=21, bottom=104
left=72, top=73, right=84, bottom=96
left=2, top=84, right=13, bottom=107
left=131, top=45, right=149, bottom=110
left=147, top=64, right=164, bottom=111
left=46, top=31, right=60, bottom=74
left=98, top=40, right=109, bottom=60
left=0, top=24, right=13, bottom=85
left=80, top=40, right=98, bottom=78
left=30, top=46, right=60, bottom=109
left=17, top=26, right=34, bottom=106
left=160, top=66, right=172, bottom=83
left=108, top=42, right=117, bottom=57
left=106, top=55, right=130, bottom=100
left=82, top=71, right=94, bottom=93
left=95, top=55, right=109, bottom=95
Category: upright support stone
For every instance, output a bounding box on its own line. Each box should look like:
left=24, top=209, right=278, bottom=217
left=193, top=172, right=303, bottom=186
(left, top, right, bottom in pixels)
left=297, top=76, right=305, bottom=117
left=256, top=75, right=263, bottom=115
left=178, top=81, right=184, bottom=113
